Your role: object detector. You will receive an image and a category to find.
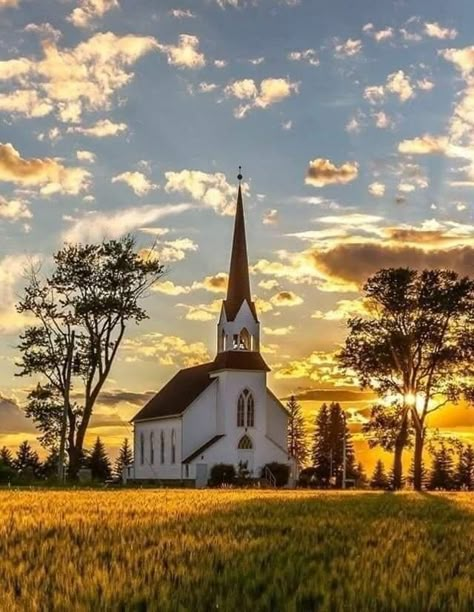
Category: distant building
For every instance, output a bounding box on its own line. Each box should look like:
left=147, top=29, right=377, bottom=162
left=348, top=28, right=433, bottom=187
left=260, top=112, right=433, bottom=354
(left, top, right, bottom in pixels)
left=130, top=175, right=289, bottom=487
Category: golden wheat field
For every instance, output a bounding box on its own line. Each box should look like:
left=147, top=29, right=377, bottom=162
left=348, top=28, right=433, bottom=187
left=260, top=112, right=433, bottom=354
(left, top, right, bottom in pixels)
left=0, top=490, right=473, bottom=611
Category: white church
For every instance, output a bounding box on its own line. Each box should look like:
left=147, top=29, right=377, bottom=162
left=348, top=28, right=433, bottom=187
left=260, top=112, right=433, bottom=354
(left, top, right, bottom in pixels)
left=130, top=173, right=290, bottom=487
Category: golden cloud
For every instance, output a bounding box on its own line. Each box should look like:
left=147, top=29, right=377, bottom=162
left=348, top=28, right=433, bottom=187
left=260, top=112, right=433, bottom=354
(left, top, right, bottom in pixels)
left=224, top=77, right=299, bottom=118
left=0, top=196, right=31, bottom=221
left=398, top=134, right=448, bottom=154
left=157, top=34, right=205, bottom=69
left=122, top=332, right=210, bottom=367
left=424, top=22, right=457, bottom=40
left=270, top=290, right=303, bottom=307
left=68, top=119, right=127, bottom=137
left=305, top=158, right=358, bottom=187
left=177, top=299, right=222, bottom=321
left=0, top=142, right=90, bottom=195
left=112, top=171, right=158, bottom=196
left=68, top=0, right=119, bottom=28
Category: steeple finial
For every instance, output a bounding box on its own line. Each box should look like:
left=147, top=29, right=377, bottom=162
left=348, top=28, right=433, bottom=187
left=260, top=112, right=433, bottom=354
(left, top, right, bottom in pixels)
left=237, top=165, right=243, bottom=182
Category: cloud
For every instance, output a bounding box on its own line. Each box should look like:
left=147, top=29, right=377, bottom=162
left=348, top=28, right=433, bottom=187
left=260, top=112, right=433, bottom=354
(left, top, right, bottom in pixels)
left=311, top=298, right=368, bottom=321
left=112, top=171, right=158, bottom=196
left=373, top=111, right=393, bottom=129
left=224, top=77, right=299, bottom=118
left=198, top=82, right=218, bottom=93
left=441, top=46, right=474, bottom=77
left=0, top=142, right=90, bottom=195
left=368, top=182, right=385, bottom=197
left=177, top=299, right=222, bottom=321
left=0, top=0, right=19, bottom=7
left=68, top=119, right=127, bottom=137
left=424, top=22, right=457, bottom=40
left=262, top=209, right=278, bottom=225
left=270, top=290, right=303, bottom=307
left=345, top=116, right=362, bottom=133
left=0, top=255, right=36, bottom=334
left=155, top=238, right=198, bottom=263
left=398, top=134, right=448, bottom=154
left=0, top=32, right=156, bottom=123
left=0, top=89, right=53, bottom=118
left=0, top=395, right=36, bottom=434
left=24, top=22, right=62, bottom=41
left=153, top=272, right=228, bottom=296
left=164, top=169, right=245, bottom=215
left=63, top=203, right=191, bottom=243
left=169, top=8, right=195, bottom=18
left=76, top=150, right=96, bottom=163
left=122, top=332, right=210, bottom=367
left=365, top=70, right=425, bottom=105
left=305, top=159, right=358, bottom=188
left=157, top=34, right=205, bottom=69
left=386, top=70, right=414, bottom=101
left=263, top=325, right=294, bottom=336
left=68, top=0, right=119, bottom=28
left=363, top=85, right=385, bottom=104
left=0, top=196, right=31, bottom=221
left=288, top=49, right=319, bottom=66
left=334, top=38, right=362, bottom=57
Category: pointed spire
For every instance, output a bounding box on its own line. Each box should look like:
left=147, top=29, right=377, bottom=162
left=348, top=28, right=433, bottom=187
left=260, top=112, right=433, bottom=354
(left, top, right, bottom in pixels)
left=224, top=168, right=256, bottom=321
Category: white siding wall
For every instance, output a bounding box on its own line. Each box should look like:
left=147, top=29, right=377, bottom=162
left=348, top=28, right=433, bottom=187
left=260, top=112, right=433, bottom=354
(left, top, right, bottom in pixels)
left=266, top=391, right=289, bottom=451
left=182, top=381, right=218, bottom=459
left=217, top=301, right=260, bottom=352
left=133, top=417, right=182, bottom=480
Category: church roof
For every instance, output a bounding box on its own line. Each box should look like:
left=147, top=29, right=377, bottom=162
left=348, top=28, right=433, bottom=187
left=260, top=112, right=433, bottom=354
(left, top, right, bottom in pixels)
left=223, top=182, right=258, bottom=322
left=131, top=351, right=270, bottom=422
left=182, top=434, right=225, bottom=464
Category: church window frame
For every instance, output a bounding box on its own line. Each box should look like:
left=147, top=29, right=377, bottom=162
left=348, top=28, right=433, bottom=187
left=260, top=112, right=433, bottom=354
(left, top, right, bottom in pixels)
left=237, top=392, right=245, bottom=427
left=150, top=431, right=155, bottom=465
left=160, top=430, right=165, bottom=464
left=238, top=434, right=253, bottom=450
left=237, top=388, right=255, bottom=428
left=171, top=429, right=176, bottom=464
left=140, top=432, right=145, bottom=465
left=246, top=393, right=255, bottom=427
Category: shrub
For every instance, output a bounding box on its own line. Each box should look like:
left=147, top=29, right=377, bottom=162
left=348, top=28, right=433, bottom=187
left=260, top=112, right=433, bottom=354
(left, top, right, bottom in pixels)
left=209, top=463, right=236, bottom=487
left=297, top=467, right=318, bottom=488
left=262, top=462, right=290, bottom=488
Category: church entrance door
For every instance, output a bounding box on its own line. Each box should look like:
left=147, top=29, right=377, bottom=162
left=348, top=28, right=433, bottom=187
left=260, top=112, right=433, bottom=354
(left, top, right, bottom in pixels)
left=195, top=463, right=208, bottom=488
left=238, top=450, right=254, bottom=476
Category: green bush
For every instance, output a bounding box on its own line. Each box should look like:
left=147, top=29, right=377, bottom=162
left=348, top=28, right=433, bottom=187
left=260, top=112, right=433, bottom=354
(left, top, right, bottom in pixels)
left=209, top=463, right=236, bottom=487
left=262, top=462, right=290, bottom=487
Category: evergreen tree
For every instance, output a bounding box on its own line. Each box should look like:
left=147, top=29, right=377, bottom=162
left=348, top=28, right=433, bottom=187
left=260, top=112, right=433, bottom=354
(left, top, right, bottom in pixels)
left=287, top=396, right=308, bottom=469
left=406, top=457, right=428, bottom=490
left=87, top=437, right=112, bottom=481
left=114, top=438, right=133, bottom=479
left=14, top=441, right=41, bottom=479
left=355, top=461, right=368, bottom=488
left=429, top=443, right=455, bottom=490
left=0, top=446, right=14, bottom=468
left=311, top=403, right=331, bottom=485
left=455, top=444, right=474, bottom=490
left=40, top=449, right=60, bottom=480
left=370, top=460, right=389, bottom=489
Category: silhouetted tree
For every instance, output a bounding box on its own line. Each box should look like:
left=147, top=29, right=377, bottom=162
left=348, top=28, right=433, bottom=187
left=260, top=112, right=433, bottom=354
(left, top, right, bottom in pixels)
left=355, top=461, right=368, bottom=488
left=429, top=443, right=455, bottom=490
left=455, top=444, right=474, bottom=490
left=311, top=403, right=331, bottom=484
left=340, top=268, right=474, bottom=491
left=406, top=457, right=428, bottom=490
left=87, top=437, right=112, bottom=482
left=0, top=446, right=14, bottom=468
left=0, top=447, right=15, bottom=483
left=287, top=395, right=308, bottom=469
left=370, top=460, right=389, bottom=489
left=14, top=440, right=41, bottom=479
left=40, top=448, right=60, bottom=480
left=114, top=438, right=133, bottom=479
left=24, top=383, right=64, bottom=452
left=17, top=236, right=164, bottom=479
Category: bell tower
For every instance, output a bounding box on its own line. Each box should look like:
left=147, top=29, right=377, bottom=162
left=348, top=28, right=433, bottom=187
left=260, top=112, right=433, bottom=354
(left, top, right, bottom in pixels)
left=217, top=168, right=260, bottom=354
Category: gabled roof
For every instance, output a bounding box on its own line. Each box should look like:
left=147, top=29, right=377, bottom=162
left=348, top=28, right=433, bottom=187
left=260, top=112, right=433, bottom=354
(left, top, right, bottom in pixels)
left=131, top=351, right=270, bottom=422
left=182, top=434, right=225, bottom=464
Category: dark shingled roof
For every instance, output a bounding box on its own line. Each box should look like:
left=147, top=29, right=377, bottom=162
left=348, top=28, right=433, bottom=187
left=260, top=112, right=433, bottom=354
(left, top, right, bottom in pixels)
left=223, top=184, right=258, bottom=322
left=182, top=434, right=225, bottom=464
left=131, top=351, right=270, bottom=422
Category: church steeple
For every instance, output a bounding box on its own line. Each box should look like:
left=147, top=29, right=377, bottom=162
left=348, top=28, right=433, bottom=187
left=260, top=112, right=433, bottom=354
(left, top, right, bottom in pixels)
left=218, top=169, right=260, bottom=353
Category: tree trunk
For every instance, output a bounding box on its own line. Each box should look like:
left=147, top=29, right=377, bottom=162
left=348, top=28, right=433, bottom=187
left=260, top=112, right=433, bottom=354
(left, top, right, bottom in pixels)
left=392, top=414, right=408, bottom=490
left=67, top=445, right=82, bottom=481
left=413, top=427, right=424, bottom=491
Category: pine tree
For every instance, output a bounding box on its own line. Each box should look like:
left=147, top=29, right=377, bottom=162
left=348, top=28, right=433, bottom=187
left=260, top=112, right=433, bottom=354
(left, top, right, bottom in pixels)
left=14, top=441, right=41, bottom=479
left=87, top=437, right=112, bottom=482
left=370, top=460, right=389, bottom=489
left=429, top=443, right=455, bottom=490
left=407, top=457, right=428, bottom=490
left=287, top=396, right=308, bottom=468
left=355, top=461, right=368, bottom=488
left=455, top=445, right=474, bottom=490
left=114, top=438, right=133, bottom=479
left=40, top=449, right=60, bottom=480
left=311, top=403, right=331, bottom=484
left=0, top=446, right=14, bottom=468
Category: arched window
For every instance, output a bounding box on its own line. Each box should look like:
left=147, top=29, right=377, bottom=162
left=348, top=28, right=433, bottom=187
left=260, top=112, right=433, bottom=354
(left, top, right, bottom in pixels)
left=238, top=435, right=253, bottom=449
left=150, top=431, right=154, bottom=464
left=246, top=393, right=255, bottom=427
left=237, top=393, right=245, bottom=427
left=160, top=430, right=165, bottom=464
left=171, top=429, right=176, bottom=464
left=239, top=328, right=251, bottom=350
left=140, top=432, right=145, bottom=465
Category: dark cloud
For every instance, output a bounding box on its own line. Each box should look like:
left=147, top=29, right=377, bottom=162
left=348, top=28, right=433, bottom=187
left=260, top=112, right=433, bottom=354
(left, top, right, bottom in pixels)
left=311, top=244, right=474, bottom=286
left=285, top=389, right=375, bottom=402
left=306, top=158, right=358, bottom=187
left=0, top=395, right=36, bottom=434
left=95, top=390, right=155, bottom=407
left=89, top=413, right=131, bottom=429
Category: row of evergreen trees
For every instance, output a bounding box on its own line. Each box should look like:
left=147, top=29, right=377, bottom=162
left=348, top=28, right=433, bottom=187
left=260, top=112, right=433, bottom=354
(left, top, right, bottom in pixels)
left=0, top=438, right=133, bottom=484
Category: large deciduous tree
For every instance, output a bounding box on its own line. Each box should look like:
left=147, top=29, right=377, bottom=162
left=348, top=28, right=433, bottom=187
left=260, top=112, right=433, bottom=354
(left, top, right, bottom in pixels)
left=17, top=236, right=164, bottom=479
left=339, top=268, right=474, bottom=490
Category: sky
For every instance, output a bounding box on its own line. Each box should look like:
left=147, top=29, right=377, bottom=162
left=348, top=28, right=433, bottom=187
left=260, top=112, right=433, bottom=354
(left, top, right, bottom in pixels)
left=0, top=0, right=473, bottom=470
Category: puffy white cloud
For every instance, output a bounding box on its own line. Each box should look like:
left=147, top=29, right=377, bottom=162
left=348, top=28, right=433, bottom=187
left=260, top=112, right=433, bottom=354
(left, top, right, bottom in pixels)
left=0, top=196, right=31, bottom=221
left=123, top=332, right=209, bottom=367
left=363, top=24, right=394, bottom=42
left=363, top=85, right=385, bottom=104
left=0, top=254, right=38, bottom=334
left=63, top=203, right=191, bottom=243
left=68, top=119, right=127, bottom=137
left=169, top=8, right=195, bottom=18
left=373, top=111, right=392, bottom=129
left=368, top=182, right=385, bottom=197
left=164, top=169, right=246, bottom=215
left=398, top=135, right=448, bottom=154
left=417, top=78, right=434, bottom=91
left=157, top=238, right=198, bottom=263
left=262, top=209, right=278, bottom=225
left=249, top=57, right=265, bottom=65
left=224, top=77, right=299, bottom=118
left=264, top=326, right=294, bottom=336
left=386, top=70, right=415, bottom=102
left=270, top=290, right=303, bottom=307
left=306, top=159, right=358, bottom=188
left=424, top=22, right=457, bottom=40
left=157, top=34, right=205, bottom=69
left=198, top=82, right=218, bottom=93
left=0, top=142, right=90, bottom=195
left=177, top=299, right=222, bottom=321
left=76, top=150, right=96, bottom=163
left=0, top=89, right=53, bottom=118
left=334, top=38, right=362, bottom=57
left=345, top=115, right=362, bottom=133
left=288, top=49, right=319, bottom=66
left=68, top=0, right=119, bottom=28
left=24, top=23, right=62, bottom=42
left=112, top=171, right=158, bottom=196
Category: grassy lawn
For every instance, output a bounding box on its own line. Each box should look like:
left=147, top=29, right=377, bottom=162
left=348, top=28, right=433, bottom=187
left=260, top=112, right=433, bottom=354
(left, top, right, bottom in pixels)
left=0, top=490, right=473, bottom=611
